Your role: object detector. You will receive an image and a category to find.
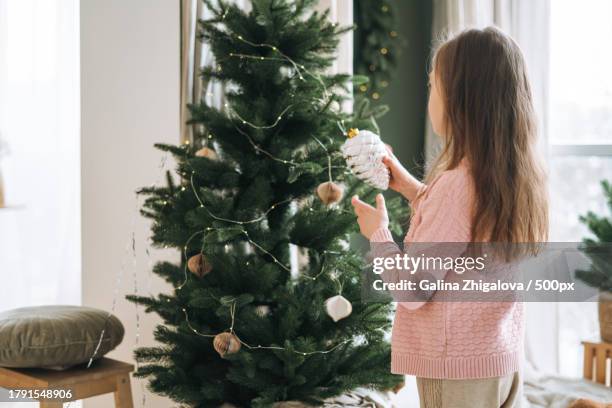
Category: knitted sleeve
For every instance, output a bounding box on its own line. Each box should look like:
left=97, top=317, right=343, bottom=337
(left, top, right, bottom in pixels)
left=369, top=168, right=474, bottom=309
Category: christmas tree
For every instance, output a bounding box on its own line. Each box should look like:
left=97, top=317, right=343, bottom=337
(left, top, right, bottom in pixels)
left=128, top=0, right=404, bottom=406
left=578, top=180, right=612, bottom=292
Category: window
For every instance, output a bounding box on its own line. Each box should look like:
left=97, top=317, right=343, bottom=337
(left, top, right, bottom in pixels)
left=548, top=0, right=612, bottom=376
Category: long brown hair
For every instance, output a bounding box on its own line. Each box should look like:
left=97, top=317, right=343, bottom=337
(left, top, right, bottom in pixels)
left=430, top=27, right=548, bottom=244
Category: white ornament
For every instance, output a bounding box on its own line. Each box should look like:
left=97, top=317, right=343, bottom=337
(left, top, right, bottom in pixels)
left=255, top=305, right=270, bottom=317
left=325, top=295, right=352, bottom=322
left=340, top=129, right=390, bottom=190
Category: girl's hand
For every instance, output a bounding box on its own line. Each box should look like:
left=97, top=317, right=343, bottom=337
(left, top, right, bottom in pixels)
left=351, top=194, right=389, bottom=239
left=382, top=145, right=424, bottom=202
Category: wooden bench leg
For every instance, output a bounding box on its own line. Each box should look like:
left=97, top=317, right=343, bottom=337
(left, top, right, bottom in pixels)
left=584, top=342, right=595, bottom=380
left=595, top=344, right=607, bottom=384
left=114, top=373, right=134, bottom=408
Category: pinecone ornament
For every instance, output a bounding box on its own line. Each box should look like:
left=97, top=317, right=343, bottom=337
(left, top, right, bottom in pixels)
left=341, top=129, right=389, bottom=190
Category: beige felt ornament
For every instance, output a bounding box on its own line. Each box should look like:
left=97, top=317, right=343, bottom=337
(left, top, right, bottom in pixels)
left=325, top=295, right=352, bottom=322
left=341, top=128, right=389, bottom=190
left=316, top=181, right=343, bottom=205
left=213, top=332, right=241, bottom=357
left=187, top=253, right=212, bottom=278
left=195, top=146, right=218, bottom=160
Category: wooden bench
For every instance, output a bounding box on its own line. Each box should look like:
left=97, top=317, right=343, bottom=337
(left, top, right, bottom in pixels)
left=582, top=341, right=612, bottom=387
left=0, top=358, right=134, bottom=407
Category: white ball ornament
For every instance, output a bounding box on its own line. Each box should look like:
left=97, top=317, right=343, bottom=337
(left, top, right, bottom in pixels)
left=255, top=305, right=270, bottom=317
left=341, top=128, right=390, bottom=190
left=325, top=295, right=352, bottom=322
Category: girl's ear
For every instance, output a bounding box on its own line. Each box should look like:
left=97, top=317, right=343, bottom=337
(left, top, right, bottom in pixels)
left=427, top=70, right=447, bottom=138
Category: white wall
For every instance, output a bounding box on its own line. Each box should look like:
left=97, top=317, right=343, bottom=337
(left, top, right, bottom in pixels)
left=80, top=1, right=179, bottom=407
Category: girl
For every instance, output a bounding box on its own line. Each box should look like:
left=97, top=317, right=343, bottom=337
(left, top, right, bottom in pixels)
left=351, top=27, right=548, bottom=408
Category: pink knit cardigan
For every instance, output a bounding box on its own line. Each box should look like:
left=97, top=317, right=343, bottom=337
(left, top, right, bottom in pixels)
left=370, top=161, right=523, bottom=379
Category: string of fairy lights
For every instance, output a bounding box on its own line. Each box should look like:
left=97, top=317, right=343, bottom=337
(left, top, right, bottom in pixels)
left=181, top=301, right=352, bottom=356
left=354, top=0, right=402, bottom=101
left=226, top=103, right=294, bottom=130
left=234, top=126, right=299, bottom=166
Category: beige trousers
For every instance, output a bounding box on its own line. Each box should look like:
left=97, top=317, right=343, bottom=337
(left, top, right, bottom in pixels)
left=416, top=372, right=522, bottom=408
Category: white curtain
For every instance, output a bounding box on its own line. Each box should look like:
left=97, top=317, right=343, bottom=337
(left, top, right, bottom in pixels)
left=0, top=0, right=80, bottom=310
left=180, top=0, right=251, bottom=144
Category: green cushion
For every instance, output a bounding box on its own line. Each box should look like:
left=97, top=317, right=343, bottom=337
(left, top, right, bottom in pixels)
left=0, top=305, right=124, bottom=369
